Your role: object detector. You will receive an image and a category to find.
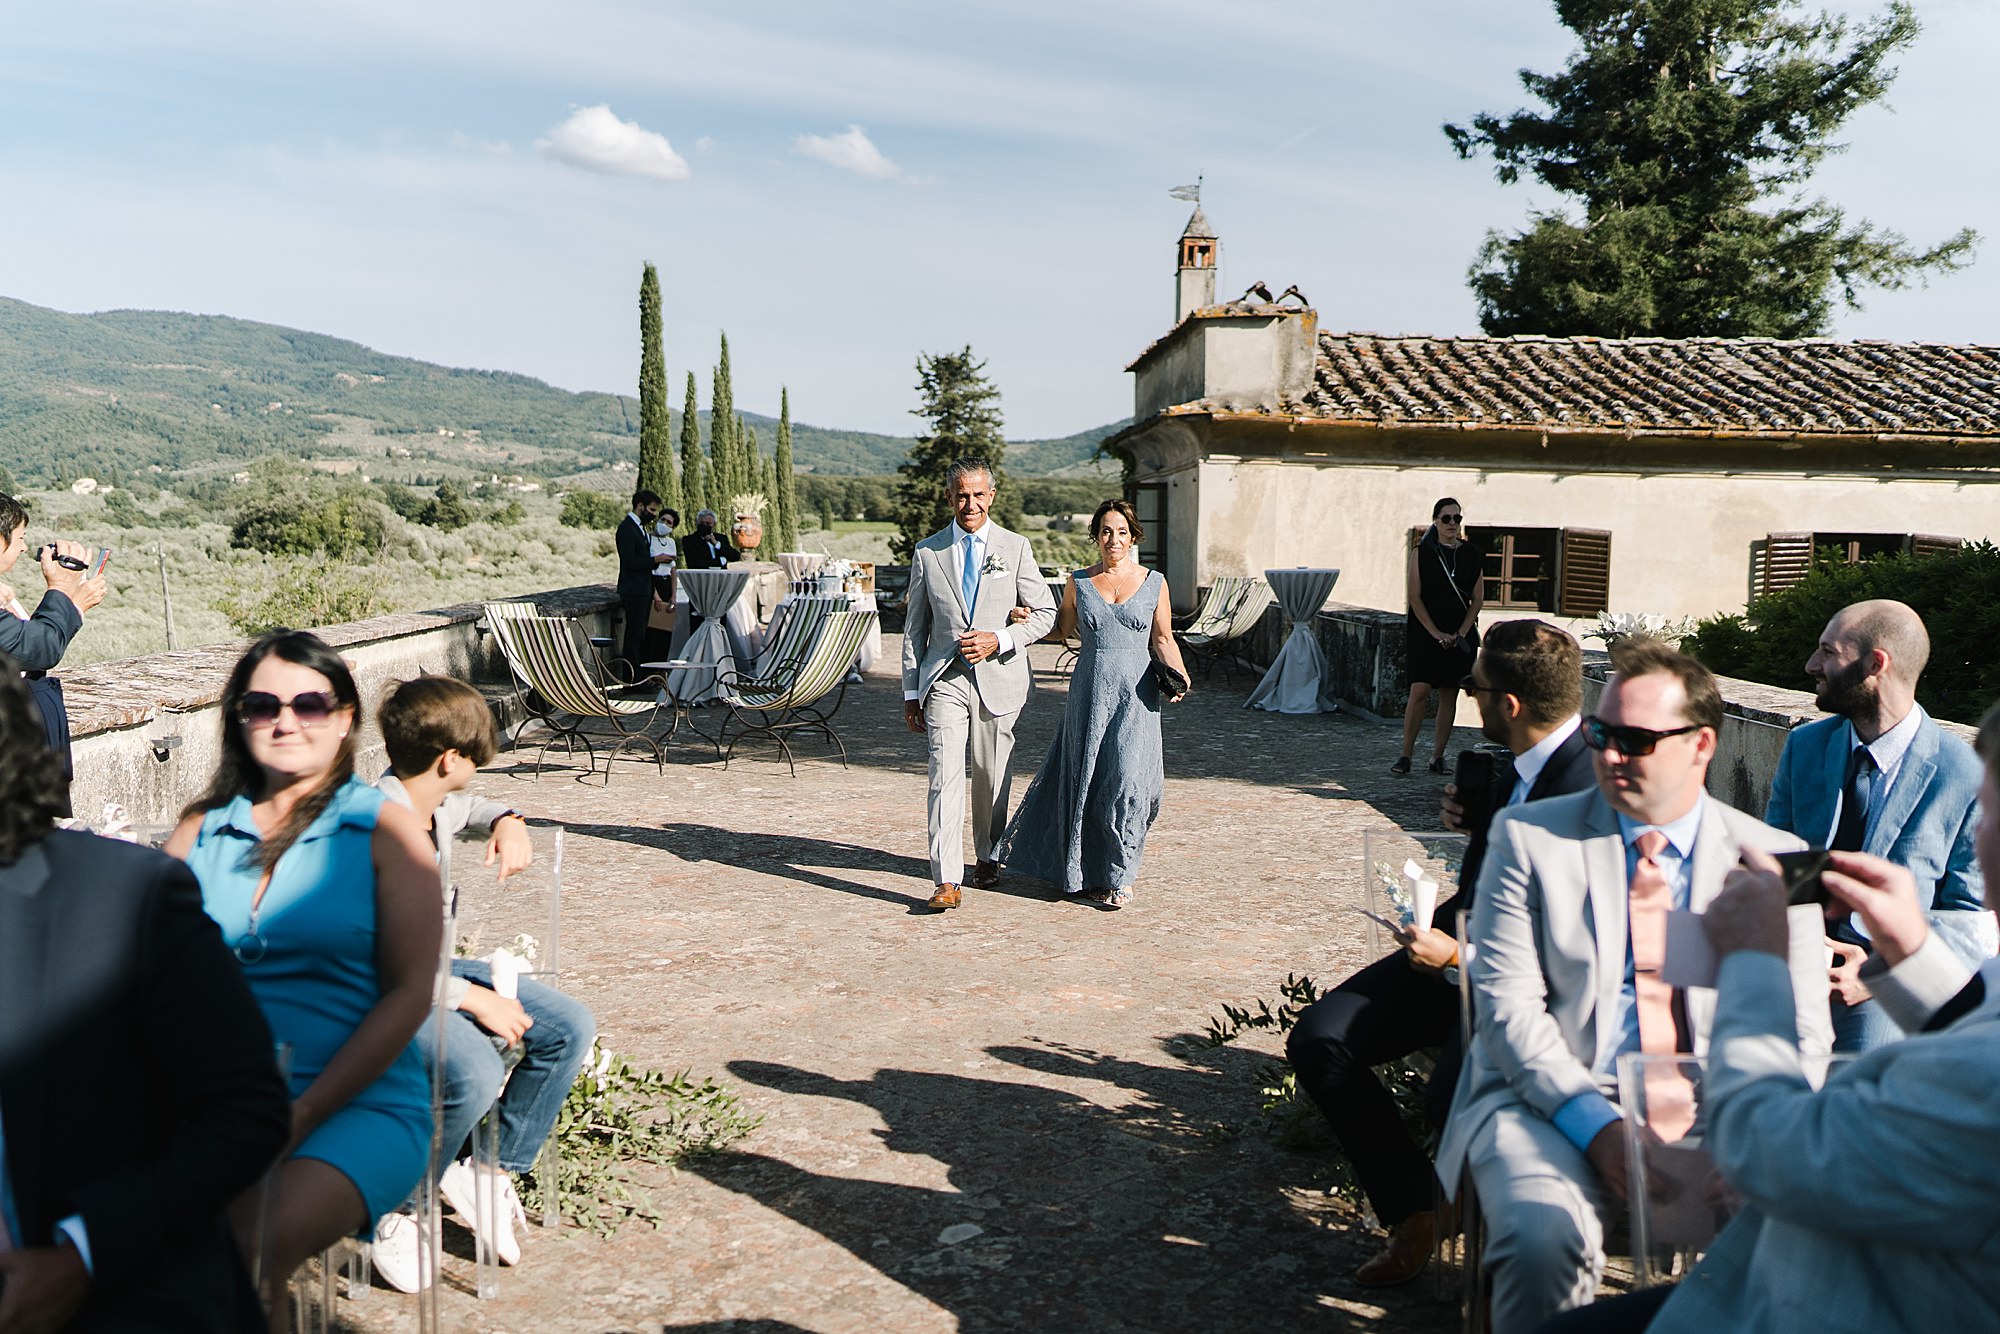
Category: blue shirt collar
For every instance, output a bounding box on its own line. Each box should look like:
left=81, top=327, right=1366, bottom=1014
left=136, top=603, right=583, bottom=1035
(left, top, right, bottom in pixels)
left=1615, top=793, right=1706, bottom=861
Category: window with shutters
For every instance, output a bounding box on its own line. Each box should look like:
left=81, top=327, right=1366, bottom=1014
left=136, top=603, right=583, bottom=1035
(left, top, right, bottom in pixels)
left=1757, top=531, right=1965, bottom=597
left=1404, top=524, right=1609, bottom=614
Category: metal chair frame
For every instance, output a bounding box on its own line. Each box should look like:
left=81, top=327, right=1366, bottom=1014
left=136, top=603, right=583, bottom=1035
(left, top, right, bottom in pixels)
left=489, top=615, right=668, bottom=784
left=1180, top=577, right=1271, bottom=683
left=717, top=610, right=876, bottom=775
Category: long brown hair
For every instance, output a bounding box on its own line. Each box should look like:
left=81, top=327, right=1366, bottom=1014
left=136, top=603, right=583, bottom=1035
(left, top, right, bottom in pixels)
left=184, top=629, right=362, bottom=872
left=0, top=654, right=65, bottom=863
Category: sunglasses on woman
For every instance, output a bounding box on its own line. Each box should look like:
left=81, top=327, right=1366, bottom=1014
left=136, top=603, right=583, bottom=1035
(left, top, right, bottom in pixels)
left=1580, top=715, right=1701, bottom=757
left=237, top=690, right=337, bottom=729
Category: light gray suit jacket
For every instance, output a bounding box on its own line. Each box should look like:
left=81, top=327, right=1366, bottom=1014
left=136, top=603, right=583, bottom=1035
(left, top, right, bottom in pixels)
left=1436, top=789, right=1833, bottom=1196
left=900, top=522, right=1056, bottom=715
left=1650, top=940, right=2000, bottom=1333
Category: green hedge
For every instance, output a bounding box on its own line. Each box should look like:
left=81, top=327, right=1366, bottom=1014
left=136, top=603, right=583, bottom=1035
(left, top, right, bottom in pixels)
left=1683, top=542, right=2000, bottom=726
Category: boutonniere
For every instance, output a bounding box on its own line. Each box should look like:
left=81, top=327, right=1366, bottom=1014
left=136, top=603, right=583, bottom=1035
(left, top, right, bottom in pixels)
left=980, top=553, right=1010, bottom=578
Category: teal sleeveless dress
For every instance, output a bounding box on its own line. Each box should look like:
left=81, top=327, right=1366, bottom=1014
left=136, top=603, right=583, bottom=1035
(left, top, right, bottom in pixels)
left=187, top=777, right=429, bottom=1222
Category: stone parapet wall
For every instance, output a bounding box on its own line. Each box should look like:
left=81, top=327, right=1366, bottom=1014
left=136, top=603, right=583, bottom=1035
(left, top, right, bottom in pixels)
left=63, top=584, right=620, bottom=825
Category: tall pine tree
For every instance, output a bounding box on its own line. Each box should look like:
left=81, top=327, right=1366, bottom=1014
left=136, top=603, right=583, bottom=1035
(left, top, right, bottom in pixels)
left=773, top=388, right=801, bottom=555
left=678, top=372, right=706, bottom=520
left=709, top=334, right=737, bottom=516
left=1447, top=0, right=1975, bottom=338
left=891, top=346, right=1018, bottom=562
left=636, top=263, right=678, bottom=511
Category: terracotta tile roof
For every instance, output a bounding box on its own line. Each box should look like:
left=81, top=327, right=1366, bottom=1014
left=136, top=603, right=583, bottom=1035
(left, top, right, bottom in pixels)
left=1297, top=333, right=2000, bottom=436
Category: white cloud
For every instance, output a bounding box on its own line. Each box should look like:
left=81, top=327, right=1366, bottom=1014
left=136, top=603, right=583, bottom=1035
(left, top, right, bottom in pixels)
left=535, top=104, right=688, bottom=182
left=448, top=129, right=512, bottom=157
left=793, top=124, right=899, bottom=180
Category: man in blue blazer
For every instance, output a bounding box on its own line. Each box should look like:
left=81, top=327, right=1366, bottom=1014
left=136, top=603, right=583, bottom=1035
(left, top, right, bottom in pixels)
left=1764, top=599, right=1989, bottom=1051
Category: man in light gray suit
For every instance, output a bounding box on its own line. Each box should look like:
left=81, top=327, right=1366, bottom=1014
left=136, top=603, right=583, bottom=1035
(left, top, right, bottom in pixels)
left=901, top=458, right=1057, bottom=910
left=1765, top=598, right=1990, bottom=1051
left=1437, top=637, right=1832, bottom=1333
left=1538, top=701, right=2000, bottom=1334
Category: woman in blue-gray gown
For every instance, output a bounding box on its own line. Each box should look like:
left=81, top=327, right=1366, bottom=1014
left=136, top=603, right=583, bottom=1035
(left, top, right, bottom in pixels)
left=999, top=498, right=1189, bottom=909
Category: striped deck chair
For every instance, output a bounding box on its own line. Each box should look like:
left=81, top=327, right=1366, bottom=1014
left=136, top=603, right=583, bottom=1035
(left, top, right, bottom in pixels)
left=754, top=596, right=844, bottom=679
left=490, top=614, right=667, bottom=783
left=1181, top=577, right=1272, bottom=683
left=483, top=600, right=552, bottom=744
left=717, top=609, right=877, bottom=776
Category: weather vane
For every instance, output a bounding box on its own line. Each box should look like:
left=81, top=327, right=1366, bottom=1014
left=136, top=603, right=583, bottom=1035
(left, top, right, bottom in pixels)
left=1169, top=176, right=1201, bottom=203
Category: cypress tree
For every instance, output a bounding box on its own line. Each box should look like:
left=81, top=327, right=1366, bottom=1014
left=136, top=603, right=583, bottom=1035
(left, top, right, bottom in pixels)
left=709, top=334, right=736, bottom=516
left=891, top=346, right=1018, bottom=562
left=1447, top=0, right=1975, bottom=337
left=678, top=371, right=705, bottom=521
left=636, top=263, right=678, bottom=511
left=773, top=388, right=801, bottom=555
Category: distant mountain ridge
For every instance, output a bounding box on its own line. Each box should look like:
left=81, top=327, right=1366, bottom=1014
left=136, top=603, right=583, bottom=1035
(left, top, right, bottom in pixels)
left=0, top=297, right=1125, bottom=483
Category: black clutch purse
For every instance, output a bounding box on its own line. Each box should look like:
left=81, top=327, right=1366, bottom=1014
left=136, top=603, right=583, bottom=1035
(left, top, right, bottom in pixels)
left=1151, top=659, right=1189, bottom=700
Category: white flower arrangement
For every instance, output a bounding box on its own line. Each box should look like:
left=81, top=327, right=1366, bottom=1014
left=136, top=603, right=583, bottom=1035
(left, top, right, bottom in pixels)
left=729, top=492, right=768, bottom=517
left=1586, top=611, right=1698, bottom=648
left=979, top=552, right=1010, bottom=578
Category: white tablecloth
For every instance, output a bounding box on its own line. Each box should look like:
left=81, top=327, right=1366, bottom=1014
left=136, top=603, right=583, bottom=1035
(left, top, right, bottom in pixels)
left=1246, top=567, right=1340, bottom=714
left=776, top=552, right=826, bottom=584
left=672, top=569, right=753, bottom=704
left=768, top=591, right=881, bottom=672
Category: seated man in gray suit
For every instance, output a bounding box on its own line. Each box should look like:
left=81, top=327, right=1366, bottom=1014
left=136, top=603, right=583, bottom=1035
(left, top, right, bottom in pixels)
left=1764, top=598, right=1990, bottom=1051
left=1436, top=637, right=1831, bottom=1334
left=901, top=458, right=1057, bottom=910
left=1538, top=700, right=2000, bottom=1334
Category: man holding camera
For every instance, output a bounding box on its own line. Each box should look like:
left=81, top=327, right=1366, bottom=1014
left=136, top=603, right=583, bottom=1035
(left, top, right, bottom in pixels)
left=1286, top=619, right=1594, bottom=1286
left=0, top=494, right=106, bottom=669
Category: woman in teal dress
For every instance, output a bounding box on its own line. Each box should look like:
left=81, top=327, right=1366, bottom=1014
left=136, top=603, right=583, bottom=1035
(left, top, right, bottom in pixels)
left=1001, top=498, right=1190, bottom=908
left=169, top=630, right=440, bottom=1304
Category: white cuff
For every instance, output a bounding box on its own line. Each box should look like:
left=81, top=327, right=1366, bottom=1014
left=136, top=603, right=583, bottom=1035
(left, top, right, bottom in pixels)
left=995, top=627, right=1014, bottom=656
left=56, top=1214, right=93, bottom=1274
left=903, top=690, right=920, bottom=702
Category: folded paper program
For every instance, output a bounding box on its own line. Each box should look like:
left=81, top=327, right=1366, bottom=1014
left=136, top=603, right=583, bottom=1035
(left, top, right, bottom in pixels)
left=1402, top=858, right=1439, bottom=932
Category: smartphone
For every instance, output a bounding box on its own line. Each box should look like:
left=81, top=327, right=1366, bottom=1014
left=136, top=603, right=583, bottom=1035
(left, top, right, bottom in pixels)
left=91, top=547, right=112, bottom=578
left=1454, top=749, right=1500, bottom=833
left=1774, top=848, right=1835, bottom=907
left=1348, top=905, right=1405, bottom=934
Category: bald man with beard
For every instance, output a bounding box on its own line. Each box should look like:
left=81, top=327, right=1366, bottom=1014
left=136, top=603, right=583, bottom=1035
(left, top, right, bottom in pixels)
left=1764, top=598, right=1992, bottom=1051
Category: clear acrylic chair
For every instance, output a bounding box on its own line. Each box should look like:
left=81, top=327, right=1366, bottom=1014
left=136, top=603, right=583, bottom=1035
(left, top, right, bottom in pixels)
left=444, top=822, right=570, bottom=1299
left=1615, top=1052, right=1724, bottom=1287
left=1357, top=829, right=1470, bottom=960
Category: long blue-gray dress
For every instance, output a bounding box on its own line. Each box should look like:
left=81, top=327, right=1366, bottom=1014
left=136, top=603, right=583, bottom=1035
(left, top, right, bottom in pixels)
left=1001, top=568, right=1166, bottom=893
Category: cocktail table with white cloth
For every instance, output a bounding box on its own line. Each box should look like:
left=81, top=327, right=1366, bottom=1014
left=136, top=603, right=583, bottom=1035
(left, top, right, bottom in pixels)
left=671, top=568, right=752, bottom=705
left=1245, top=567, right=1340, bottom=714
left=776, top=551, right=826, bottom=591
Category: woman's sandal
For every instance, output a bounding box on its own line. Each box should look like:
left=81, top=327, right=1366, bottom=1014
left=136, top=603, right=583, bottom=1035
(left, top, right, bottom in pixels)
left=1390, top=756, right=1413, bottom=775
left=1103, top=887, right=1133, bottom=910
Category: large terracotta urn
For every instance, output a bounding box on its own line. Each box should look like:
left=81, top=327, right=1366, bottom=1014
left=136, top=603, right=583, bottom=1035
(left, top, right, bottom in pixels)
left=731, top=511, right=765, bottom=552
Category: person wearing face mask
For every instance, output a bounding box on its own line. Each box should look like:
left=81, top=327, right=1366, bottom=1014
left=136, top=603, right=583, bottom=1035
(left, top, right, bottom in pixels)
left=1763, top=598, right=1990, bottom=1052
left=614, top=490, right=663, bottom=679
left=679, top=508, right=739, bottom=571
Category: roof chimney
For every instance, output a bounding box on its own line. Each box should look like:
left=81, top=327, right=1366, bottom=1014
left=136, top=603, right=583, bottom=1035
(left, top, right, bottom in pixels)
left=1176, top=207, right=1218, bottom=323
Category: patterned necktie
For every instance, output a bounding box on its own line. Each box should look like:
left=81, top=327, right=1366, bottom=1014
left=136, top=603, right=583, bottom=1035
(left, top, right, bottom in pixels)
left=1831, top=746, right=1876, bottom=853
left=961, top=533, right=980, bottom=617
left=1630, top=830, right=1696, bottom=1139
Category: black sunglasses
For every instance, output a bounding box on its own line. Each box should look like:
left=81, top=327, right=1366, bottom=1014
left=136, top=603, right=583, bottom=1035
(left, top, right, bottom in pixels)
left=238, top=690, right=337, bottom=729
left=1581, top=715, right=1701, bottom=757
left=1459, top=675, right=1506, bottom=696
left=1437, top=514, right=1463, bottom=524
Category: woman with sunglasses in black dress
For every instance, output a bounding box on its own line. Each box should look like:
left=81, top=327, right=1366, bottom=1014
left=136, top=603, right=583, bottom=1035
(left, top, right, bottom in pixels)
left=1396, top=497, right=1483, bottom=775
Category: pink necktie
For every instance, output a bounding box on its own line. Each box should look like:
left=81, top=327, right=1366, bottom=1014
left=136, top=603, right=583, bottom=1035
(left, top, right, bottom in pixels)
left=1630, top=830, right=1696, bottom=1140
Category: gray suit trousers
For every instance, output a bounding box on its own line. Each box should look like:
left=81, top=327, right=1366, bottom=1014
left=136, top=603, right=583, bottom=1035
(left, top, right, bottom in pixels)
left=924, top=667, right=1018, bottom=886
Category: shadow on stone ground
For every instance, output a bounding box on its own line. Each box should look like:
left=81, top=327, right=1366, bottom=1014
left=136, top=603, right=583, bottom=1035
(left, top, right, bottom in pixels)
left=325, top=636, right=1476, bottom=1331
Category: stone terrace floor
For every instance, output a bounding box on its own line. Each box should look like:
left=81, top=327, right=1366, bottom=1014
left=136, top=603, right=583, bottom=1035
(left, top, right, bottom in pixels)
left=338, top=634, right=1480, bottom=1333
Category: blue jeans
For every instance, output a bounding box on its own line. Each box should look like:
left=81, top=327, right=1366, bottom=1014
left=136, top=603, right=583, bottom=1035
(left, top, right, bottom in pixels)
left=438, top=960, right=597, bottom=1174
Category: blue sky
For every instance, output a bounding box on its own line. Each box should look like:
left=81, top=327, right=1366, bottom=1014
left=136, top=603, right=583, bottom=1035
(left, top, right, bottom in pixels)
left=2, top=0, right=1992, bottom=438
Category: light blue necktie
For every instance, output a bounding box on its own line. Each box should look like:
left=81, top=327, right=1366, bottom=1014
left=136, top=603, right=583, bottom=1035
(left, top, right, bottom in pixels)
left=961, top=532, right=980, bottom=616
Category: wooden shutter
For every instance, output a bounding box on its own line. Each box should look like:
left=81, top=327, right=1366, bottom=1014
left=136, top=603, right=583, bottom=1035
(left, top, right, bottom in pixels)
left=1556, top=528, right=1611, bottom=616
left=1908, top=533, right=1965, bottom=559
left=1757, top=533, right=1814, bottom=598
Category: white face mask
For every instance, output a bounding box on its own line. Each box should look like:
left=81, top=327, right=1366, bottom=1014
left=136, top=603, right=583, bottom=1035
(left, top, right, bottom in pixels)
left=655, top=522, right=672, bottom=537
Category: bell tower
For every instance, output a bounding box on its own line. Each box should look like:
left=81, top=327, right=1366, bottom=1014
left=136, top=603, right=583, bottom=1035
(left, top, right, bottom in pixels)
left=1175, top=207, right=1218, bottom=322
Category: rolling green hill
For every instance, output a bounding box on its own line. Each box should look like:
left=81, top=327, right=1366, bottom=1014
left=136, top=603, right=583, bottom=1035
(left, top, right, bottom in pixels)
left=0, top=297, right=1123, bottom=484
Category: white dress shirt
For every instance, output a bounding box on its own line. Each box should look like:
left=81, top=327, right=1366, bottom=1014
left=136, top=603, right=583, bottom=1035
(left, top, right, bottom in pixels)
left=1507, top=714, right=1582, bottom=808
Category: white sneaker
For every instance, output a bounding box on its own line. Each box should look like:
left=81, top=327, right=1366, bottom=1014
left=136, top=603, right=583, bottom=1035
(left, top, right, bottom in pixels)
left=438, top=1159, right=526, bottom=1266
left=369, top=1211, right=428, bottom=1293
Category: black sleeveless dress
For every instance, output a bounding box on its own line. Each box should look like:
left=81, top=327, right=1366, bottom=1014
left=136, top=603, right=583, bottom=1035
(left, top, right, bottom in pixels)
left=1405, top=527, right=1481, bottom=687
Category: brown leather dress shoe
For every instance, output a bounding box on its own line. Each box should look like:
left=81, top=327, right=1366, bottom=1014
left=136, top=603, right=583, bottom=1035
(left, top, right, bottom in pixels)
left=926, top=884, right=962, bottom=910
left=970, top=860, right=1001, bottom=889
left=1354, top=1209, right=1437, bottom=1286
